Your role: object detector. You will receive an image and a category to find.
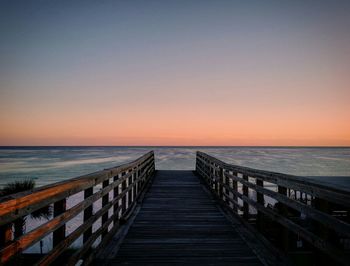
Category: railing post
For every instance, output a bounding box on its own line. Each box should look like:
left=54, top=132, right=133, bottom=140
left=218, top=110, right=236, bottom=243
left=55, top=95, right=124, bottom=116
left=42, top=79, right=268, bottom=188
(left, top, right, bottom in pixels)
left=121, top=172, right=127, bottom=217
left=137, top=167, right=142, bottom=193
left=140, top=166, right=144, bottom=189
left=313, top=197, right=332, bottom=264
left=205, top=159, right=209, bottom=184
left=197, top=156, right=201, bottom=175
left=137, top=164, right=141, bottom=192
left=215, top=165, right=220, bottom=196
left=278, top=185, right=289, bottom=252
left=101, top=179, right=109, bottom=239
left=211, top=164, right=215, bottom=191
left=224, top=169, right=230, bottom=205
left=128, top=169, right=133, bottom=208
left=132, top=167, right=136, bottom=202
left=113, top=174, right=120, bottom=225
left=53, top=199, right=66, bottom=247
left=151, top=154, right=155, bottom=174
left=218, top=167, right=224, bottom=200
left=243, top=174, right=249, bottom=220
left=0, top=224, right=12, bottom=248
left=232, top=172, right=238, bottom=213
left=83, top=187, right=93, bottom=243
left=256, top=179, right=264, bottom=231
left=0, top=152, right=161, bottom=265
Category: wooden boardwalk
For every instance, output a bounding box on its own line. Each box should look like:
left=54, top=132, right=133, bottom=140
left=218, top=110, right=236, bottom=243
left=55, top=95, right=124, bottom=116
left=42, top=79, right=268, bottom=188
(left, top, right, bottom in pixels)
left=102, top=170, right=262, bottom=265
left=2, top=151, right=348, bottom=265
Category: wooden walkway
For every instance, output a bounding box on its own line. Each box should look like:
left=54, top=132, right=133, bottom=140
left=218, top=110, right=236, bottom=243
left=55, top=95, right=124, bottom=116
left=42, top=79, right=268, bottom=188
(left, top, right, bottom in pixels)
left=102, top=170, right=262, bottom=265
left=1, top=151, right=349, bottom=265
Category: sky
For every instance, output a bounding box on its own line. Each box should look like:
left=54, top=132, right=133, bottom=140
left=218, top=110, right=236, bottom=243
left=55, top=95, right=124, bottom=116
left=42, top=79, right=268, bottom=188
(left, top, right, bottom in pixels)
left=0, top=0, right=349, bottom=146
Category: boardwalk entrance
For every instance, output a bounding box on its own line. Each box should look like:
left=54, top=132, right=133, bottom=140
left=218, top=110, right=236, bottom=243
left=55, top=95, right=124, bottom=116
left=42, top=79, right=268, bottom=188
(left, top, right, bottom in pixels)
left=100, top=170, right=262, bottom=265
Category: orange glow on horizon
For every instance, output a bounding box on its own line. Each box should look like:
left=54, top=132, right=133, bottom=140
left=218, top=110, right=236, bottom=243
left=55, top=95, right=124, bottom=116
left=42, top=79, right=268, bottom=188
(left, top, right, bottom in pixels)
left=1, top=101, right=349, bottom=146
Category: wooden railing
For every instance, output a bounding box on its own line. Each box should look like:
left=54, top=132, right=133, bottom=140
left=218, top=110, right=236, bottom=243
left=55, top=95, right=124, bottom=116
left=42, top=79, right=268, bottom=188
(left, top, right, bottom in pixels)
left=0, top=151, right=155, bottom=265
left=196, top=151, right=350, bottom=265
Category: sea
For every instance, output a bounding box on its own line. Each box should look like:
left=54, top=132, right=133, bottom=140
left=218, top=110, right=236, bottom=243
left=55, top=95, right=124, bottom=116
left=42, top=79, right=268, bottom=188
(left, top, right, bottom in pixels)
left=1, top=146, right=350, bottom=188
left=0, top=146, right=349, bottom=253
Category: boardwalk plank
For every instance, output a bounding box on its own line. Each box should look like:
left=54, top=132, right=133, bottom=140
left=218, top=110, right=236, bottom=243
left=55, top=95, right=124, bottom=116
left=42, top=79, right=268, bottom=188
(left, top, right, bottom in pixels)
left=100, top=170, right=262, bottom=266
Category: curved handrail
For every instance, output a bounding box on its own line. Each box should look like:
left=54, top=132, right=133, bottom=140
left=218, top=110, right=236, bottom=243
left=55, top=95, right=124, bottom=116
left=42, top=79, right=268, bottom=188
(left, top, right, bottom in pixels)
left=196, top=151, right=350, bottom=265
left=0, top=151, right=155, bottom=265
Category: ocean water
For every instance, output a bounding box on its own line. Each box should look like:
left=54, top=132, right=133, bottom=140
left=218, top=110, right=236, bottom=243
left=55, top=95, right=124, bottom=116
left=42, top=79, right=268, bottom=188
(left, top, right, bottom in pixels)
left=0, top=146, right=350, bottom=188
left=1, top=146, right=349, bottom=253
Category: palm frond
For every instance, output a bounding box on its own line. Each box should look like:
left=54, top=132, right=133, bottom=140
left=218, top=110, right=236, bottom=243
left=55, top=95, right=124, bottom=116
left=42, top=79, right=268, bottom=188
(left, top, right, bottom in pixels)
left=0, top=179, right=35, bottom=197
left=31, top=205, right=52, bottom=220
left=0, top=179, right=52, bottom=240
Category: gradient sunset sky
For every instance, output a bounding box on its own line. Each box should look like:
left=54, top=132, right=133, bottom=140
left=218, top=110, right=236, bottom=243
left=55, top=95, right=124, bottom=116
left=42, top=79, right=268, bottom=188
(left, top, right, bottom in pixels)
left=1, top=1, right=349, bottom=146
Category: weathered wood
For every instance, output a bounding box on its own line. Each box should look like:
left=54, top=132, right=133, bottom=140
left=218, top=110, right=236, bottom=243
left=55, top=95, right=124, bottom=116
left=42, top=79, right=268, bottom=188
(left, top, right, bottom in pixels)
left=212, top=176, right=349, bottom=265
left=224, top=169, right=230, bottom=206
left=256, top=179, right=264, bottom=231
left=53, top=199, right=66, bottom=247
left=0, top=224, right=12, bottom=248
left=113, top=174, right=120, bottom=225
left=0, top=152, right=154, bottom=226
left=128, top=169, right=133, bottom=208
left=242, top=174, right=249, bottom=220
left=231, top=171, right=238, bottom=213
left=67, top=206, right=122, bottom=266
left=198, top=157, right=350, bottom=236
left=196, top=151, right=350, bottom=266
left=0, top=151, right=155, bottom=265
left=102, top=179, right=110, bottom=239
left=132, top=168, right=136, bottom=204
left=222, top=191, right=242, bottom=211
left=36, top=200, right=121, bottom=266
left=0, top=165, right=148, bottom=264
left=196, top=153, right=350, bottom=207
left=278, top=185, right=289, bottom=251
left=103, top=170, right=262, bottom=266
left=1, top=150, right=348, bottom=266
left=241, top=194, right=349, bottom=266
left=83, top=187, right=93, bottom=244
left=225, top=171, right=350, bottom=237
left=121, top=172, right=127, bottom=216
left=36, top=161, right=154, bottom=266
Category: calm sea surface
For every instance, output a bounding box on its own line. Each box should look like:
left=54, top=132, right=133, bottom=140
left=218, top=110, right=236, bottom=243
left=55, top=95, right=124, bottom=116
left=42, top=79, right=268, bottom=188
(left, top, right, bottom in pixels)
left=1, top=146, right=350, bottom=188
left=1, top=146, right=350, bottom=253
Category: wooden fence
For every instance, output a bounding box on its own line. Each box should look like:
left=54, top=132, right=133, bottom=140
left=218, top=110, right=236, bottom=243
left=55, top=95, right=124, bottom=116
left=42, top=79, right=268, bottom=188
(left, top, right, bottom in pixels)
left=0, top=151, right=155, bottom=265
left=196, top=151, right=350, bottom=265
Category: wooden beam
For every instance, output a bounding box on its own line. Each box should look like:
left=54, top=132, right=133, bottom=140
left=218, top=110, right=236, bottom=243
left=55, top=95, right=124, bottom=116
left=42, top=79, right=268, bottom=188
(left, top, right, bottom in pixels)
left=243, top=174, right=249, bottom=220
left=101, top=179, right=110, bottom=239
left=256, top=179, right=264, bottom=231
left=53, top=199, right=66, bottom=247
left=0, top=152, right=154, bottom=226
left=196, top=152, right=350, bottom=207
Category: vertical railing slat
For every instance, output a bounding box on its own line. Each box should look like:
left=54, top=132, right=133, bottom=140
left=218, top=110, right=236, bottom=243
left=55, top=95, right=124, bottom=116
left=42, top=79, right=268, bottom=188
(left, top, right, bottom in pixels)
left=128, top=169, right=133, bottom=208
left=101, top=179, right=110, bottom=239
left=53, top=199, right=66, bottom=247
left=195, top=151, right=350, bottom=266
left=278, top=185, right=289, bottom=252
left=242, top=174, right=249, bottom=220
left=121, top=172, right=127, bottom=217
left=113, top=174, right=120, bottom=225
left=256, top=179, right=264, bottom=231
left=83, top=187, right=93, bottom=243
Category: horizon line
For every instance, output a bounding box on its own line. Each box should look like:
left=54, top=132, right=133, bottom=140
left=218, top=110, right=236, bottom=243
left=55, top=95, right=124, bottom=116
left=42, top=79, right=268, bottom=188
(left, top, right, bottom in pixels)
left=1, top=145, right=349, bottom=148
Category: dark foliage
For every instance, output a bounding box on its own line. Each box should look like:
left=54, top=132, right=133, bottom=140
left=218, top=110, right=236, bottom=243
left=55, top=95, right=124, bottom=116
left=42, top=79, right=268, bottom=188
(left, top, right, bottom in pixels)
left=0, top=179, right=52, bottom=238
